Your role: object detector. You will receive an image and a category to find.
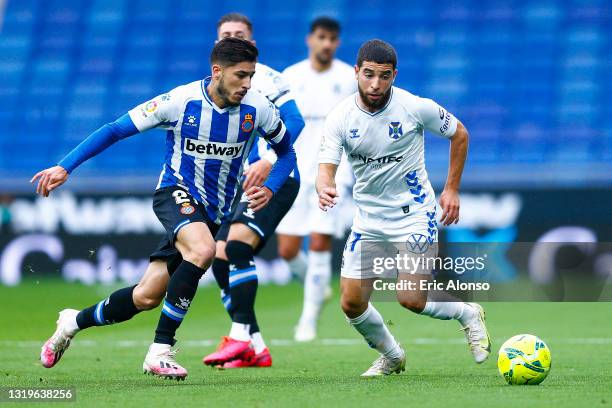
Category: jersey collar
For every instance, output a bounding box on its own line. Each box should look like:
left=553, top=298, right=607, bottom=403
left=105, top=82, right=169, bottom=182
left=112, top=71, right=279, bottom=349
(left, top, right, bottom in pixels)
left=354, top=87, right=394, bottom=117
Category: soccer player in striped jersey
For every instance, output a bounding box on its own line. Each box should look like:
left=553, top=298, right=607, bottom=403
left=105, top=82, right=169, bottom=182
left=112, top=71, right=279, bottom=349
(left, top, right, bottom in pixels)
left=34, top=38, right=296, bottom=380
left=201, top=13, right=304, bottom=369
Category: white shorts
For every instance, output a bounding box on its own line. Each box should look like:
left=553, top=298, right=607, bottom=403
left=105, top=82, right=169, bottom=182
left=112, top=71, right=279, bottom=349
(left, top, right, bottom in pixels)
left=340, top=206, right=438, bottom=279
left=275, top=182, right=354, bottom=237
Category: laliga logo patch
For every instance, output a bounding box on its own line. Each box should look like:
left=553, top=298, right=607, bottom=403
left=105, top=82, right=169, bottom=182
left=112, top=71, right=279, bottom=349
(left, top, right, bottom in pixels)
left=241, top=113, right=254, bottom=132
left=406, top=233, right=429, bottom=254
left=145, top=100, right=158, bottom=113
left=388, top=121, right=403, bottom=140
left=180, top=203, right=195, bottom=215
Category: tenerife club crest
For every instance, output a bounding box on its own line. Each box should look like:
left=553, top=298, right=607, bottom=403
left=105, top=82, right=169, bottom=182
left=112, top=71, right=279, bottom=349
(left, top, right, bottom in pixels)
left=388, top=122, right=403, bottom=140
left=241, top=113, right=254, bottom=132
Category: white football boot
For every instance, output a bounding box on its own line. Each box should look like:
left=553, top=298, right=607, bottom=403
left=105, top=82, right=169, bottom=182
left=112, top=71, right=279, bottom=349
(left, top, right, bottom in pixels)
left=294, top=322, right=317, bottom=342
left=461, top=303, right=491, bottom=363
left=40, top=309, right=80, bottom=368
left=143, top=343, right=188, bottom=380
left=361, top=349, right=406, bottom=377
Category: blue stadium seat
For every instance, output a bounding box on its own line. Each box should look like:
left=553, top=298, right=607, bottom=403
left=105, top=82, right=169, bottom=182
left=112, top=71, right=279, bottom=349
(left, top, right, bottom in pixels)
left=1, top=0, right=610, bottom=185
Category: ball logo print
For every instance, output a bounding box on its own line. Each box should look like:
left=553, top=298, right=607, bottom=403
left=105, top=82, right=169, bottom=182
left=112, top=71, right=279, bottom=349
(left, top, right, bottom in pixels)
left=497, top=334, right=552, bottom=385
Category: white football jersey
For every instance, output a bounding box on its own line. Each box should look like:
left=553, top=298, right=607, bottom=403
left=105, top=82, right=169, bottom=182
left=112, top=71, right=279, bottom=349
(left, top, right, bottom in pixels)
left=283, top=59, right=356, bottom=183
left=319, top=87, right=458, bottom=220
left=248, top=62, right=298, bottom=177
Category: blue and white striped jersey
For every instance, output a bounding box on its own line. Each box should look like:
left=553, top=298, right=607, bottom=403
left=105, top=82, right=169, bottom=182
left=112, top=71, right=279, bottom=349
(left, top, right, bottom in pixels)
left=128, top=76, right=287, bottom=224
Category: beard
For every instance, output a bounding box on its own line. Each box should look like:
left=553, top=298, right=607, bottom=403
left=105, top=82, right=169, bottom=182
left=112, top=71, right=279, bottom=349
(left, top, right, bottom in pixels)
left=314, top=50, right=333, bottom=67
left=216, top=76, right=241, bottom=107
left=358, top=84, right=392, bottom=111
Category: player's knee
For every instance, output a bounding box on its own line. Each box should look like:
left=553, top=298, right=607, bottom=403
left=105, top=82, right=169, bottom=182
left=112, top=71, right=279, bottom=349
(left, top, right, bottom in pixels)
left=225, top=240, right=254, bottom=262
left=309, top=234, right=331, bottom=252
left=341, top=296, right=367, bottom=318
left=278, top=243, right=299, bottom=260
left=398, top=297, right=426, bottom=313
left=182, top=243, right=215, bottom=269
left=133, top=286, right=163, bottom=310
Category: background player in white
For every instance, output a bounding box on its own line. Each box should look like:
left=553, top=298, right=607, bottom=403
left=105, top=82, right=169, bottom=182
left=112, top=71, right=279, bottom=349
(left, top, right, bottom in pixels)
left=202, top=13, right=304, bottom=368
left=33, top=38, right=296, bottom=380
left=281, top=17, right=356, bottom=342
left=317, top=40, right=491, bottom=376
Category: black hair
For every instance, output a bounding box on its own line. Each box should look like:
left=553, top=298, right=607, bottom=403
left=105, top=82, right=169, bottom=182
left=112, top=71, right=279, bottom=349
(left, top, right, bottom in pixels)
left=217, top=12, right=253, bottom=33
left=309, top=16, right=341, bottom=34
left=210, top=37, right=258, bottom=66
left=356, top=39, right=397, bottom=69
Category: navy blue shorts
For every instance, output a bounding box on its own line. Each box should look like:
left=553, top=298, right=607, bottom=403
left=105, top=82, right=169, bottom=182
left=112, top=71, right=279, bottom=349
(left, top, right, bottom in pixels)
left=150, top=185, right=219, bottom=263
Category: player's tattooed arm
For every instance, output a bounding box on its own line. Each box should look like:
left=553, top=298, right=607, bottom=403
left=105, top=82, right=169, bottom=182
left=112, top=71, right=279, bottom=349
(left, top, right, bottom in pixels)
left=439, top=121, right=469, bottom=226
left=316, top=163, right=339, bottom=211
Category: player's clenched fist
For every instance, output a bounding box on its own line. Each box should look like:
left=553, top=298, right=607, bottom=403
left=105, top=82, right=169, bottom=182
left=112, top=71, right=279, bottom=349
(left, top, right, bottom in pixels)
left=30, top=166, right=69, bottom=197
left=318, top=186, right=338, bottom=211
left=246, top=185, right=273, bottom=211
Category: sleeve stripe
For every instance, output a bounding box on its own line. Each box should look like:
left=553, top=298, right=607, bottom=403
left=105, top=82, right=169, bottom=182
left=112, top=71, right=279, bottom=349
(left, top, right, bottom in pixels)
left=270, top=124, right=286, bottom=144
left=264, top=122, right=284, bottom=143
left=270, top=90, right=290, bottom=104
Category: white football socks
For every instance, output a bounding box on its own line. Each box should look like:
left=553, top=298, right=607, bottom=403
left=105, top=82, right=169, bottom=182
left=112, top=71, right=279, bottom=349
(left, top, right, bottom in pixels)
left=347, top=303, right=403, bottom=359
left=287, top=250, right=308, bottom=281
left=420, top=301, right=475, bottom=326
left=251, top=332, right=266, bottom=354
left=229, top=322, right=251, bottom=341
left=298, top=250, right=332, bottom=328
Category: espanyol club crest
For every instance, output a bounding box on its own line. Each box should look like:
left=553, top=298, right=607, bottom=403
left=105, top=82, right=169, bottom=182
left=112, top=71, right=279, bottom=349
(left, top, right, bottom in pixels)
left=388, top=121, right=403, bottom=140
left=241, top=113, right=254, bottom=132
left=180, top=203, right=195, bottom=215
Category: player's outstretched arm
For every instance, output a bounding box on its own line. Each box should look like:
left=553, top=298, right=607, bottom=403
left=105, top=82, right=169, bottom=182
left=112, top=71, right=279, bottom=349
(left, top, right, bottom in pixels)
left=316, top=163, right=339, bottom=211
left=439, top=120, right=469, bottom=225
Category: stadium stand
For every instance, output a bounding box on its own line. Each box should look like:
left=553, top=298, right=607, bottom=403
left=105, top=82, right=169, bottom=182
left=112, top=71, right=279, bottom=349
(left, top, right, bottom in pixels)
left=0, top=0, right=610, bottom=189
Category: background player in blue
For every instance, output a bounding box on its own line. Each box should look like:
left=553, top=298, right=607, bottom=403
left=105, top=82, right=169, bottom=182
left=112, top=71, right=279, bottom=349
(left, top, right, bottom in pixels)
left=202, top=13, right=304, bottom=369
left=33, top=38, right=297, bottom=380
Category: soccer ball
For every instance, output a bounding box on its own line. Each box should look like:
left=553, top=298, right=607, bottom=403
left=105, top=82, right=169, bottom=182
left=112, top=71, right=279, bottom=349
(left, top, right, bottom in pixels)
left=497, top=334, right=552, bottom=385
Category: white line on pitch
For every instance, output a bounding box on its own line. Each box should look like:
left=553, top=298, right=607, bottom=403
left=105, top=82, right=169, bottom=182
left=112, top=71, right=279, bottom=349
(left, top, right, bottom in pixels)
left=3, top=338, right=612, bottom=348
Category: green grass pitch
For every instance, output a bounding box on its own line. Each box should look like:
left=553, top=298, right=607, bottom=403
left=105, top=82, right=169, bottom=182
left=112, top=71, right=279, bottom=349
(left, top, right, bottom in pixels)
left=1, top=279, right=611, bottom=407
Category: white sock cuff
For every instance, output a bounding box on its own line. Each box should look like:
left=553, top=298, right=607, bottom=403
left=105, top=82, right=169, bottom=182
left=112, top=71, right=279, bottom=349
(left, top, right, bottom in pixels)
left=347, top=303, right=374, bottom=325
left=229, top=322, right=251, bottom=341
left=421, top=300, right=435, bottom=316
left=309, top=250, right=331, bottom=265
left=288, top=250, right=307, bottom=266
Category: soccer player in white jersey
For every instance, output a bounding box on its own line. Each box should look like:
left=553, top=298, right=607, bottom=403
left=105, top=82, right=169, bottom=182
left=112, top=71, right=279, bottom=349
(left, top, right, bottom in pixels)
left=33, top=38, right=297, bottom=380
left=281, top=17, right=356, bottom=342
left=317, top=40, right=491, bottom=376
